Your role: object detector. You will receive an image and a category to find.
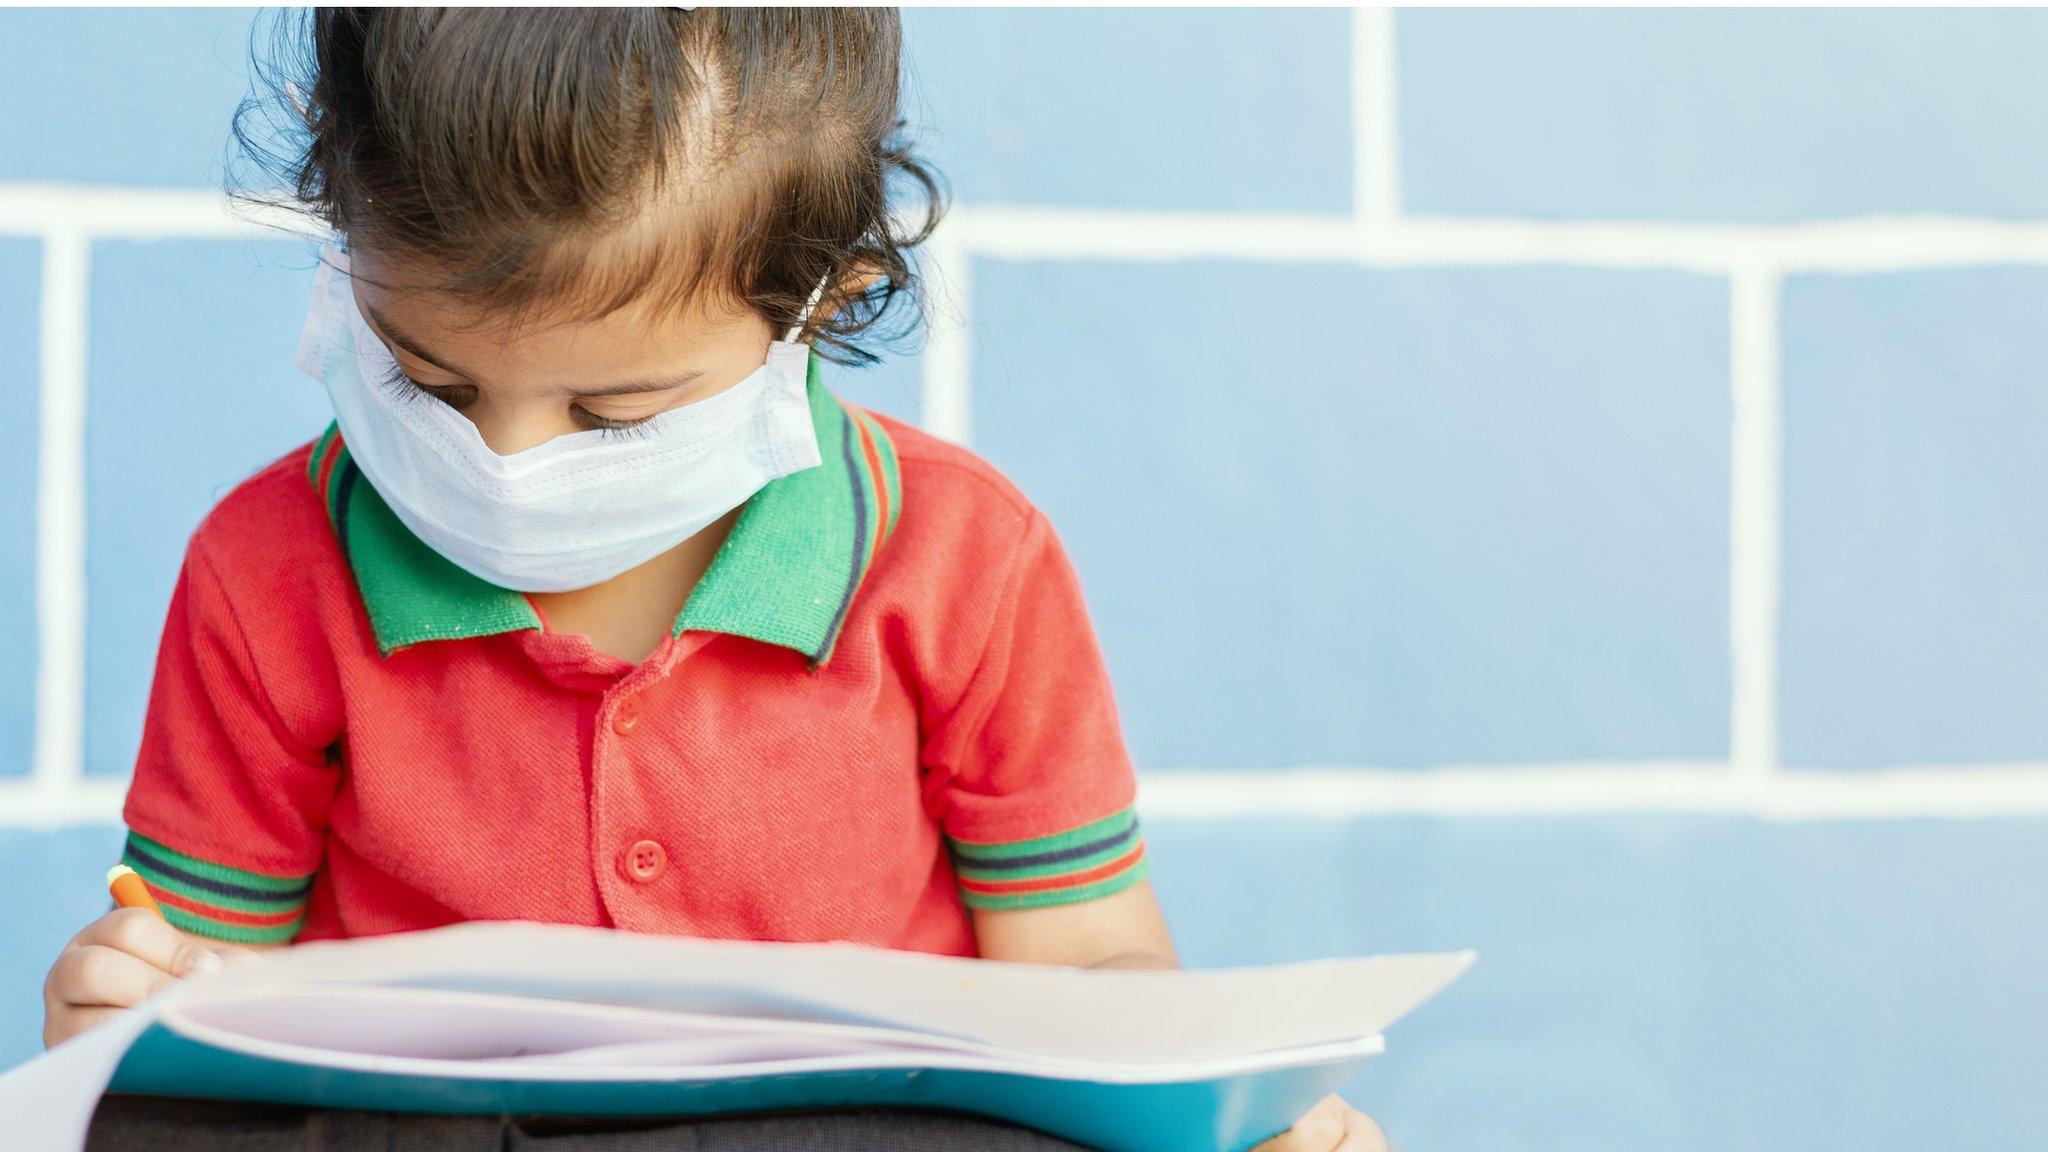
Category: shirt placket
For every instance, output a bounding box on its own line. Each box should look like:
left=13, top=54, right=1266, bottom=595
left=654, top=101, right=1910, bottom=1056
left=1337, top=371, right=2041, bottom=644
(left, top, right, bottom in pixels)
left=588, top=632, right=714, bottom=933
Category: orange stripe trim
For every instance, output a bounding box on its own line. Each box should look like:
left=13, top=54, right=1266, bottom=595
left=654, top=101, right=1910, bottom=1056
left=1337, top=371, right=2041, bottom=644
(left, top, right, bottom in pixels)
left=306, top=426, right=336, bottom=485
left=956, top=843, right=1148, bottom=896
left=853, top=411, right=890, bottom=556
left=149, top=884, right=305, bottom=929
left=315, top=431, right=345, bottom=506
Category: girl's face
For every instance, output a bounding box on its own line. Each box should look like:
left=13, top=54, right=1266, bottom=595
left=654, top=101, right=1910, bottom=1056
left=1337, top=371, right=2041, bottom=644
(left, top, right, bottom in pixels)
left=348, top=250, right=779, bottom=456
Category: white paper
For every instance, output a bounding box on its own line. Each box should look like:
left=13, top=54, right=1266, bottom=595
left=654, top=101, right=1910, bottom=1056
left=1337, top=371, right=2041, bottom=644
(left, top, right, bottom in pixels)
left=0, top=921, right=1475, bottom=1152
left=177, top=921, right=1476, bottom=1063
left=0, top=1001, right=162, bottom=1152
left=157, top=983, right=1392, bottom=1084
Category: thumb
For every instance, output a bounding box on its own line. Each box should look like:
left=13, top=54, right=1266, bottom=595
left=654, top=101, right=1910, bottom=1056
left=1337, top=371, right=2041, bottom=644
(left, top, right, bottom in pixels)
left=212, top=945, right=263, bottom=971
left=166, top=940, right=224, bottom=980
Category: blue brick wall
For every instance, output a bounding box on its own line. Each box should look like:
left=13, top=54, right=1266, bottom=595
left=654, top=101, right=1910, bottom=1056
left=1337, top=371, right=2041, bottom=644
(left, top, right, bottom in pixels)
left=1779, top=268, right=2048, bottom=766
left=1399, top=9, right=2048, bottom=220
left=969, top=259, right=1731, bottom=766
left=3, top=10, right=2047, bottom=1151
left=84, top=239, right=330, bottom=778
left=1148, top=816, right=2048, bottom=1152
left=0, top=9, right=262, bottom=186
left=902, top=9, right=1355, bottom=212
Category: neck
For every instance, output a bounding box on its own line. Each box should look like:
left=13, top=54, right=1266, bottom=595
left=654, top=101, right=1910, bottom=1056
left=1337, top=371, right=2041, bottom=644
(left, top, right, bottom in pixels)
left=527, top=507, right=743, bottom=664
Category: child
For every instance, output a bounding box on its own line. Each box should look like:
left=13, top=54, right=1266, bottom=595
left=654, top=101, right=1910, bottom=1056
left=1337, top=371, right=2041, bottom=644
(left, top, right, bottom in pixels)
left=42, top=11, right=1382, bottom=1151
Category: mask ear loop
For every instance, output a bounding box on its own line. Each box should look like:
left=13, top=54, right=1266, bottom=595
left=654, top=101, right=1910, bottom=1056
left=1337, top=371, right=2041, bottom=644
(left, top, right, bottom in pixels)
left=784, top=274, right=832, bottom=344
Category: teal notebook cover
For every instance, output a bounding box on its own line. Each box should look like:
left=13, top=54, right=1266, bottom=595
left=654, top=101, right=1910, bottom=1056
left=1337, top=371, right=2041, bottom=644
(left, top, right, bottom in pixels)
left=108, top=1023, right=1361, bottom=1152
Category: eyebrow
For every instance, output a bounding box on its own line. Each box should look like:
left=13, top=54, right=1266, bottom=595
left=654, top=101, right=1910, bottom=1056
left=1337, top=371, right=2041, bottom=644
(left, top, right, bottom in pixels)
left=573, top=374, right=706, bottom=397
left=363, top=303, right=705, bottom=397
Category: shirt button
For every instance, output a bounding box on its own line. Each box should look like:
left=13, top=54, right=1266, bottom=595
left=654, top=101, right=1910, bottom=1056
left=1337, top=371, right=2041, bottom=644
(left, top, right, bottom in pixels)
left=612, top=695, right=642, bottom=736
left=622, top=839, right=667, bottom=883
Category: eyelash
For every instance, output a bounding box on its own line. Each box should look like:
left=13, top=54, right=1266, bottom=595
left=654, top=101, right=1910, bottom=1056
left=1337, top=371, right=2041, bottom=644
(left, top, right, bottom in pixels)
left=577, top=411, right=657, bottom=441
left=378, top=364, right=656, bottom=441
left=375, top=362, right=431, bottom=408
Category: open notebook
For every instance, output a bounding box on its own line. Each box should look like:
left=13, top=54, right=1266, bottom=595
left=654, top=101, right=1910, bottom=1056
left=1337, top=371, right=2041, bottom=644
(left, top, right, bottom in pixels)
left=0, top=922, right=1473, bottom=1152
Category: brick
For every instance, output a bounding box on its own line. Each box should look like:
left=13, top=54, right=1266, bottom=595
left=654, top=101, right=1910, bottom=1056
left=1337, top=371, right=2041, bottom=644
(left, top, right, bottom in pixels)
left=1401, top=9, right=2048, bottom=220
left=1148, top=814, right=2048, bottom=1150
left=969, top=258, right=1730, bottom=767
left=1781, top=269, right=2048, bottom=765
left=903, top=8, right=1353, bottom=212
left=0, top=10, right=266, bottom=186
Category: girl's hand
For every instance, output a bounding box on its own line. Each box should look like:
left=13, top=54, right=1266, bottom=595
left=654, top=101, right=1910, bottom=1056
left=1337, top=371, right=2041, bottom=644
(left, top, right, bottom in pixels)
left=1252, top=1094, right=1390, bottom=1152
left=41, top=907, right=252, bottom=1048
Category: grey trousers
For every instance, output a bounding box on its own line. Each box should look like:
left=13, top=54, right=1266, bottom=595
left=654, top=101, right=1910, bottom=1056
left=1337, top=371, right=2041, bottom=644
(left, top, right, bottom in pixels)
left=85, top=1096, right=1097, bottom=1152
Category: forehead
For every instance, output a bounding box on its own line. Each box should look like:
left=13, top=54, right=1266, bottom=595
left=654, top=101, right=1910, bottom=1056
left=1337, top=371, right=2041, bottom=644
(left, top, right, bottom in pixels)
left=347, top=247, right=764, bottom=362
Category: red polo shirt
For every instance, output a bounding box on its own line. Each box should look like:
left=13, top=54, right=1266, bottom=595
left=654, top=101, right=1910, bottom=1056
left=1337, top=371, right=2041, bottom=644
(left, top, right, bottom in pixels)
left=118, top=360, right=1147, bottom=955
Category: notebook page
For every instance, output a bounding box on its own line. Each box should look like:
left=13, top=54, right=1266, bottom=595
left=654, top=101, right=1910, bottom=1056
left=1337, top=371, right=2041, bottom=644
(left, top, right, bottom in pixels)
left=0, top=997, right=162, bottom=1152
left=175, top=921, right=1475, bottom=1063
left=155, top=982, right=1391, bottom=1083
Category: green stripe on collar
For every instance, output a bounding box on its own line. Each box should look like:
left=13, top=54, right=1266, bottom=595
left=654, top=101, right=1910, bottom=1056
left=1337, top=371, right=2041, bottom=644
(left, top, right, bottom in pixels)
left=675, top=358, right=900, bottom=663
left=313, top=353, right=899, bottom=663
left=318, top=439, right=542, bottom=657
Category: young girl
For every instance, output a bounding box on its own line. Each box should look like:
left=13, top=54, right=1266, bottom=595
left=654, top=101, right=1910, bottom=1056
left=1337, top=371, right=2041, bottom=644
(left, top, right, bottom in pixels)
left=42, top=11, right=1382, bottom=1150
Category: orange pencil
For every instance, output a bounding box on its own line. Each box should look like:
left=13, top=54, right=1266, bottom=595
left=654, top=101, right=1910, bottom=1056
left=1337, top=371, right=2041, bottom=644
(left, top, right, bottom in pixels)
left=107, top=864, right=163, bottom=918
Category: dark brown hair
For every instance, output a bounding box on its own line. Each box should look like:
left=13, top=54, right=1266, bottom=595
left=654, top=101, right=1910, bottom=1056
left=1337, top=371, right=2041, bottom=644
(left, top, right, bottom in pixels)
left=234, top=7, right=944, bottom=365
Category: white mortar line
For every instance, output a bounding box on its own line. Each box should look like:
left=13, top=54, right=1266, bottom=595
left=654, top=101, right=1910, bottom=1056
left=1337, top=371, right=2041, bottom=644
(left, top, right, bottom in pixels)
left=0, top=779, right=127, bottom=830
left=918, top=217, right=975, bottom=445
left=15, top=184, right=2048, bottom=272
left=959, top=207, right=1357, bottom=264
left=1351, top=7, right=1402, bottom=231
left=952, top=207, right=2048, bottom=272
left=1137, top=764, right=2048, bottom=822
left=30, top=230, right=90, bottom=803
left=1728, top=267, right=1783, bottom=786
left=12, top=764, right=2048, bottom=829
left=0, top=184, right=306, bottom=241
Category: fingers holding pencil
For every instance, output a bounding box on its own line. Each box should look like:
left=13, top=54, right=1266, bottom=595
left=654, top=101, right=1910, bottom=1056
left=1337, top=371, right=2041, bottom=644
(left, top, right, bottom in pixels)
left=99, top=865, right=256, bottom=977
left=40, top=865, right=259, bottom=1048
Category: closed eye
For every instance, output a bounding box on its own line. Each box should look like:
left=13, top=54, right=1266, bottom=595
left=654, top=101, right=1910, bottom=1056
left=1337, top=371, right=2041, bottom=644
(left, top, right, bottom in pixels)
left=379, top=363, right=477, bottom=410
left=573, top=407, right=658, bottom=440
left=378, top=361, right=659, bottom=441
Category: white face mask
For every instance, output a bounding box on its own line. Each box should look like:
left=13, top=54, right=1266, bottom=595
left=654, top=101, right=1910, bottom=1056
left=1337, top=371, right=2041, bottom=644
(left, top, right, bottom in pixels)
left=295, top=249, right=824, bottom=593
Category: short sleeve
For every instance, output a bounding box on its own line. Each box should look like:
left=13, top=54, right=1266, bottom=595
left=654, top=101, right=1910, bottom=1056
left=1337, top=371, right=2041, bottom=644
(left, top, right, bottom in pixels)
left=924, top=510, right=1147, bottom=911
left=118, top=542, right=340, bottom=943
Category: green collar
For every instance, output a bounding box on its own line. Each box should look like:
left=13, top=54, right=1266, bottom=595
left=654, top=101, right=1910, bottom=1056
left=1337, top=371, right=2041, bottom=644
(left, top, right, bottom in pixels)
left=308, top=354, right=901, bottom=665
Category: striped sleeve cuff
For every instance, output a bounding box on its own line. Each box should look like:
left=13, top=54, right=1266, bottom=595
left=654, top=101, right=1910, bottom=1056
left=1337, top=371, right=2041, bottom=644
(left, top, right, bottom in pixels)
left=948, top=807, right=1149, bottom=911
left=120, top=831, right=314, bottom=944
